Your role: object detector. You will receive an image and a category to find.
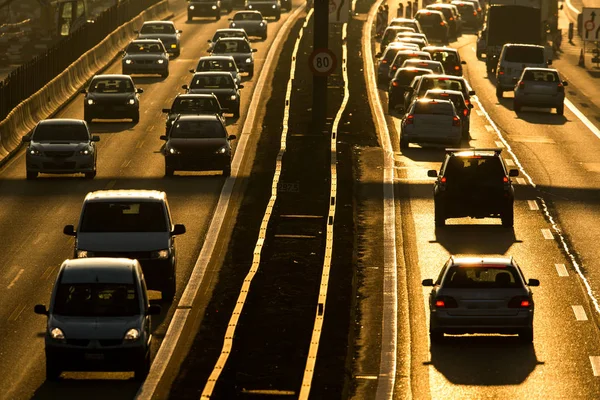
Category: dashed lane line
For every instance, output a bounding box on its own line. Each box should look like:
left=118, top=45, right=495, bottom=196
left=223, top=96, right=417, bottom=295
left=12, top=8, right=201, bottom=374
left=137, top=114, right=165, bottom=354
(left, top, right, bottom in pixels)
left=555, top=263, right=569, bottom=277
left=6, top=269, right=24, bottom=289
left=572, top=305, right=588, bottom=321
left=542, top=228, right=554, bottom=240
left=527, top=200, right=539, bottom=211
left=590, top=356, right=600, bottom=376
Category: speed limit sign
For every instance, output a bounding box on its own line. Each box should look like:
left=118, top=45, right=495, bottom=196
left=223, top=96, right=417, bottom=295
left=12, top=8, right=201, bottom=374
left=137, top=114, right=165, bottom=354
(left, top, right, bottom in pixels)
left=309, top=48, right=338, bottom=76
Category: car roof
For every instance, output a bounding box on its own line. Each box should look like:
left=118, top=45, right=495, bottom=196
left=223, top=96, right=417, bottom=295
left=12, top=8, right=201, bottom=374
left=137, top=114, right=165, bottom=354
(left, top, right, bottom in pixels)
left=38, top=119, right=86, bottom=126
left=93, top=74, right=132, bottom=80
left=143, top=20, right=174, bottom=25
left=416, top=9, right=444, bottom=16
left=84, top=189, right=167, bottom=202
left=397, top=67, right=435, bottom=74
left=390, top=17, right=415, bottom=23
left=504, top=43, right=545, bottom=49
left=415, top=98, right=454, bottom=106
left=445, top=148, right=503, bottom=157
left=421, top=73, right=465, bottom=80
left=427, top=3, right=454, bottom=9
left=176, top=114, right=221, bottom=122
left=425, top=88, right=465, bottom=97
left=200, top=55, right=236, bottom=61
left=422, top=46, right=458, bottom=53
left=215, top=28, right=247, bottom=33
left=175, top=93, right=218, bottom=99
left=130, top=38, right=164, bottom=44
left=60, top=258, right=138, bottom=284
left=193, top=71, right=235, bottom=77
left=215, top=36, right=249, bottom=42
left=234, top=10, right=263, bottom=15
left=449, top=256, right=513, bottom=267
left=523, top=67, right=558, bottom=73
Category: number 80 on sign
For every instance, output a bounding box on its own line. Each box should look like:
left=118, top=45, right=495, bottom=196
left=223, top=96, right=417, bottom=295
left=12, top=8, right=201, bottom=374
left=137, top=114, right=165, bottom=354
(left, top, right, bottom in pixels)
left=308, top=48, right=338, bottom=76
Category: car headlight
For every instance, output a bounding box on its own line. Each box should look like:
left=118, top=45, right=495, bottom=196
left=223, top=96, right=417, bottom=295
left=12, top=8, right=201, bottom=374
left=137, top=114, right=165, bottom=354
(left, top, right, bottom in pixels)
left=124, top=328, right=140, bottom=341
left=50, top=327, right=65, bottom=341
left=212, top=4, right=217, bottom=9
left=151, top=249, right=170, bottom=259
left=125, top=59, right=133, bottom=64
left=157, top=59, right=165, bottom=64
left=168, top=147, right=180, bottom=155
left=171, top=43, right=177, bottom=48
left=189, top=4, right=195, bottom=9
left=79, top=147, right=92, bottom=155
left=87, top=99, right=94, bottom=105
left=76, top=249, right=93, bottom=258
left=245, top=57, right=252, bottom=63
left=230, top=22, right=236, bottom=27
left=128, top=98, right=136, bottom=105
left=230, top=94, right=237, bottom=100
left=259, top=22, right=265, bottom=27
left=28, top=148, right=42, bottom=156
left=215, top=146, right=228, bottom=154
left=272, top=4, right=276, bottom=8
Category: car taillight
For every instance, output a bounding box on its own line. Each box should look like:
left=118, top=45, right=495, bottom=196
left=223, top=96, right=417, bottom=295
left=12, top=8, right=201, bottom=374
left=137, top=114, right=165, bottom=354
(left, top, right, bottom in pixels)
left=498, top=66, right=504, bottom=75
left=518, top=81, right=524, bottom=89
left=441, top=176, right=447, bottom=183
left=440, top=22, right=446, bottom=26
left=452, top=116, right=460, bottom=126
left=454, top=65, right=460, bottom=71
left=473, top=11, right=477, bottom=16
left=382, top=59, right=388, bottom=64
left=449, top=17, right=454, bottom=20
left=508, top=296, right=532, bottom=308
left=434, top=296, right=458, bottom=308
left=477, top=7, right=481, bottom=11
left=503, top=176, right=509, bottom=183
left=464, top=98, right=470, bottom=106
left=392, top=81, right=399, bottom=87
left=557, top=82, right=564, bottom=93
left=463, top=108, right=468, bottom=117
left=392, top=65, right=398, bottom=70
left=405, top=114, right=415, bottom=124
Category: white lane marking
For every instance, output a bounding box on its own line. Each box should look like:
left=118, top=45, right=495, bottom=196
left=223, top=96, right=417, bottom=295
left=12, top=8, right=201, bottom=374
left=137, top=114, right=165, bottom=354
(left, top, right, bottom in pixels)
left=527, top=200, right=539, bottom=211
left=494, top=140, right=505, bottom=148
left=364, top=3, right=402, bottom=400
left=565, top=99, right=600, bottom=141
left=135, top=4, right=309, bottom=399
left=356, top=375, right=379, bottom=380
left=516, top=177, right=526, bottom=185
left=505, top=158, right=515, bottom=167
left=471, top=47, right=475, bottom=52
left=485, top=124, right=494, bottom=132
left=572, top=305, right=588, bottom=321
left=241, top=390, right=296, bottom=395
left=555, top=263, right=569, bottom=277
left=542, top=228, right=554, bottom=240
left=7, top=269, right=24, bottom=289
left=590, top=357, right=600, bottom=376
left=105, top=180, right=116, bottom=189
left=201, top=7, right=313, bottom=400
left=120, top=160, right=131, bottom=169
left=475, top=109, right=484, bottom=116
left=8, top=304, right=26, bottom=321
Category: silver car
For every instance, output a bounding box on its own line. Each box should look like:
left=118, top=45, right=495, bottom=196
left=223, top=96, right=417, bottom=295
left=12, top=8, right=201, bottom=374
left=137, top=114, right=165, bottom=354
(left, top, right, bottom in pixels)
left=122, top=39, right=169, bottom=78
left=389, top=17, right=423, bottom=33
left=514, top=67, right=567, bottom=115
left=229, top=10, right=268, bottom=40
left=422, top=256, right=539, bottom=344
left=34, top=258, right=162, bottom=381
left=388, top=50, right=432, bottom=80
left=136, top=20, right=182, bottom=57
left=23, top=119, right=99, bottom=180
left=400, top=98, right=462, bottom=149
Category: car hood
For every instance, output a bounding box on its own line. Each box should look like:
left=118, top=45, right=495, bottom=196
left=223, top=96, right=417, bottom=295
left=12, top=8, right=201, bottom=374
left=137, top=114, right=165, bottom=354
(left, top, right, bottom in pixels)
left=188, top=88, right=236, bottom=96
left=49, top=315, right=143, bottom=340
left=31, top=142, right=90, bottom=150
left=230, top=21, right=264, bottom=28
left=87, top=93, right=135, bottom=102
left=124, top=53, right=167, bottom=60
left=137, top=33, right=177, bottom=42
left=212, top=52, right=252, bottom=63
left=76, top=232, right=170, bottom=252
left=168, top=138, right=228, bottom=152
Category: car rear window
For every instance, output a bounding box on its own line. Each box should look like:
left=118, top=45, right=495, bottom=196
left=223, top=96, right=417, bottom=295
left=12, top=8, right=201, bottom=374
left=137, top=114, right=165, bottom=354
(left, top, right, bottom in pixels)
left=444, top=156, right=506, bottom=180
left=443, top=265, right=521, bottom=288
left=53, top=283, right=140, bottom=316
left=430, top=51, right=458, bottom=64
left=504, top=46, right=545, bottom=64
left=80, top=202, right=168, bottom=232
left=396, top=69, right=432, bottom=85
left=416, top=12, right=443, bottom=24
left=383, top=47, right=402, bottom=62
left=425, top=92, right=465, bottom=110
left=140, top=23, right=175, bottom=34
left=171, top=120, right=226, bottom=139
left=214, top=39, right=250, bottom=53
left=172, top=97, right=219, bottom=113
left=394, top=52, right=430, bottom=66
left=413, top=101, right=454, bottom=115
left=190, top=74, right=234, bottom=89
left=33, top=123, right=89, bottom=142
left=522, top=70, right=558, bottom=82
left=420, top=77, right=464, bottom=93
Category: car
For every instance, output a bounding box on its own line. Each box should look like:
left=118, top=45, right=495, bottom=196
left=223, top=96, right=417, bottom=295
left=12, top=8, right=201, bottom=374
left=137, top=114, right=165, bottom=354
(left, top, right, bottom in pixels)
left=414, top=10, right=449, bottom=44
left=162, top=94, right=226, bottom=133
left=394, top=36, right=428, bottom=50
left=34, top=258, right=162, bottom=381
left=381, top=25, right=417, bottom=52
left=136, top=21, right=181, bottom=57
left=422, top=46, right=466, bottom=76
left=388, top=17, right=423, bottom=33
left=279, top=0, right=291, bottom=11
left=451, top=1, right=480, bottom=29
left=209, top=37, right=258, bottom=77
left=81, top=74, right=143, bottom=124
left=404, top=73, right=475, bottom=112
left=187, top=0, right=223, bottom=20
left=160, top=114, right=236, bottom=177
left=424, top=88, right=472, bottom=137
left=122, top=39, right=169, bottom=78
left=194, top=55, right=241, bottom=84
left=462, top=0, right=484, bottom=23
left=23, top=119, right=99, bottom=180
left=427, top=148, right=519, bottom=227
left=476, top=25, right=487, bottom=59
left=207, top=28, right=249, bottom=52
left=63, top=190, right=186, bottom=302
left=182, top=71, right=244, bottom=117
left=513, top=67, right=567, bottom=115
left=496, top=44, right=550, bottom=99
left=422, top=256, right=539, bottom=344
left=388, top=50, right=432, bottom=81
left=246, top=0, right=281, bottom=20
left=229, top=10, right=268, bottom=40
left=395, top=31, right=429, bottom=47
left=399, top=98, right=462, bottom=149
left=401, top=59, right=445, bottom=74
left=388, top=67, right=434, bottom=111
left=376, top=43, right=423, bottom=86
left=426, top=4, right=461, bottom=38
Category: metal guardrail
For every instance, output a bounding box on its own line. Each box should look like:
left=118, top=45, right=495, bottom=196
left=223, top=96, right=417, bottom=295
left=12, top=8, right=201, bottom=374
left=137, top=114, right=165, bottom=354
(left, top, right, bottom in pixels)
left=0, top=0, right=159, bottom=120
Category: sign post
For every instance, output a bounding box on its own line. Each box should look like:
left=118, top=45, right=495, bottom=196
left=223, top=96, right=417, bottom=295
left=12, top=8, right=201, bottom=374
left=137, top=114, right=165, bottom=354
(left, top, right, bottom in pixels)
left=328, top=0, right=350, bottom=23
left=312, top=0, right=329, bottom=132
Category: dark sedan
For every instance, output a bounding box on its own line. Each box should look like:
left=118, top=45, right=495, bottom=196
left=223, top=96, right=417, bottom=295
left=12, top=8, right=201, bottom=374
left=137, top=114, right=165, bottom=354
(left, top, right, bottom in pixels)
left=209, top=37, right=258, bottom=77
left=161, top=115, right=236, bottom=176
left=136, top=20, right=182, bottom=57
left=182, top=72, right=243, bottom=117
left=82, top=74, right=143, bottom=123
left=162, top=93, right=225, bottom=133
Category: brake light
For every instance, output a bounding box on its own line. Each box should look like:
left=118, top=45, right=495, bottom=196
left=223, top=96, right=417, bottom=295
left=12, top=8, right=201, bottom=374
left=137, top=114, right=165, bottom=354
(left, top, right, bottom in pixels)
left=557, top=82, right=564, bottom=93
left=440, top=21, right=446, bottom=26
left=452, top=116, right=460, bottom=126
left=503, top=176, right=509, bottom=183
left=449, top=17, right=454, bottom=20
left=462, top=108, right=468, bottom=117
left=438, top=77, right=449, bottom=80
left=382, top=59, right=388, bottom=64
left=441, top=93, right=449, bottom=96
left=464, top=98, right=470, bottom=106
left=519, top=81, right=524, bottom=89
left=498, top=66, right=504, bottom=75
left=473, top=11, right=477, bottom=16
left=454, top=65, right=460, bottom=71
left=405, top=114, right=415, bottom=124
left=477, top=7, right=481, bottom=11
left=508, top=296, right=532, bottom=308
left=441, top=176, right=447, bottom=183
left=392, top=81, right=398, bottom=87
left=434, top=296, right=458, bottom=308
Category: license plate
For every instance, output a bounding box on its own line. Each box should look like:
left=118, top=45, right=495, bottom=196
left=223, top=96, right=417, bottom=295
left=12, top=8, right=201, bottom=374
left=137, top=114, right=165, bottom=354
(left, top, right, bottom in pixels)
left=84, top=353, right=105, bottom=361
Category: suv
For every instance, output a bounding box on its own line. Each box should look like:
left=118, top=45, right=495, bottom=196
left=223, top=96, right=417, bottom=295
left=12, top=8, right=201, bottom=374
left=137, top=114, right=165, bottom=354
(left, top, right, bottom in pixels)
left=23, top=119, right=99, bottom=180
left=496, top=44, right=550, bottom=99
left=422, top=46, right=466, bottom=76
left=427, top=148, right=519, bottom=227
left=415, top=10, right=449, bottom=44
left=514, top=67, right=567, bottom=115
left=426, top=3, right=462, bottom=38
left=34, top=258, right=161, bottom=380
left=63, top=190, right=186, bottom=302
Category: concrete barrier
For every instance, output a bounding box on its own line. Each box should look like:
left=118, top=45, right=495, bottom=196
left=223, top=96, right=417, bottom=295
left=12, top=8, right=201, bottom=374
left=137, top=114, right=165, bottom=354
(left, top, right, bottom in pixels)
left=0, top=0, right=171, bottom=163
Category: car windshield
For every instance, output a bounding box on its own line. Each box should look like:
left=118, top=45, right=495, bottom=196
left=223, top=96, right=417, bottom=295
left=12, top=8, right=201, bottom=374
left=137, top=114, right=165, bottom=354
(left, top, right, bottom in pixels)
left=79, top=202, right=168, bottom=232
left=444, top=156, right=506, bottom=181
left=170, top=120, right=226, bottom=139
left=213, top=40, right=250, bottom=53
left=505, top=47, right=545, bottom=63
left=33, top=123, right=89, bottom=142
left=126, top=42, right=164, bottom=53
left=89, top=79, right=134, bottom=93
left=198, top=59, right=236, bottom=71
left=171, top=98, right=219, bottom=113
left=140, top=23, right=175, bottom=34
left=233, top=12, right=262, bottom=21
left=53, top=283, right=140, bottom=317
left=443, top=265, right=522, bottom=289
left=190, top=74, right=234, bottom=89
left=522, top=70, right=558, bottom=82
left=413, top=101, right=454, bottom=115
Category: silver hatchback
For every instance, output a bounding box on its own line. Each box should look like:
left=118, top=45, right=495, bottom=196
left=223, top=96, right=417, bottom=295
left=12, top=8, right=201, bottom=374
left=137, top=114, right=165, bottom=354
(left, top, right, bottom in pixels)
left=422, top=256, right=539, bottom=344
left=514, top=67, right=567, bottom=115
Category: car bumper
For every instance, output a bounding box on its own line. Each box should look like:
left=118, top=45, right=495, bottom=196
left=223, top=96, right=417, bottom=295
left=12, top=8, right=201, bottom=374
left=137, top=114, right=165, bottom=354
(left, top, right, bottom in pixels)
left=431, top=310, right=533, bottom=334
left=123, top=63, right=168, bottom=75
left=26, top=155, right=95, bottom=173
left=45, top=342, right=147, bottom=371
left=434, top=192, right=513, bottom=218
left=514, top=92, right=564, bottom=107
left=84, top=104, right=138, bottom=119
left=402, top=126, right=462, bottom=144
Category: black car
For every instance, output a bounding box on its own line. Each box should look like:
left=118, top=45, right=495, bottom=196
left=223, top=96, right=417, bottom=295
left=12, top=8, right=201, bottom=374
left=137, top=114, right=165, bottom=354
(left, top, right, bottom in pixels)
left=246, top=0, right=281, bottom=20
left=426, top=4, right=461, bottom=39
left=427, top=148, right=519, bottom=227
left=388, top=67, right=434, bottom=111
left=422, top=46, right=466, bottom=76
left=207, top=28, right=250, bottom=52
left=415, top=10, right=449, bottom=44
left=162, top=94, right=225, bottom=133
left=210, top=37, right=258, bottom=77
left=161, top=115, right=236, bottom=176
left=82, top=74, right=143, bottom=123
left=182, top=72, right=243, bottom=117
left=188, top=0, right=223, bottom=20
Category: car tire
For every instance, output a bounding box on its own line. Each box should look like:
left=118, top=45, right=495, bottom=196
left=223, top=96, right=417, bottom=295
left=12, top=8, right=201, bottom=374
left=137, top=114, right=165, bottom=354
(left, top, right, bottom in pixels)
left=165, top=164, right=174, bottom=177
left=519, top=328, right=533, bottom=344
left=132, top=112, right=140, bottom=124
left=215, top=13, right=220, bottom=21
left=162, top=279, right=176, bottom=302
left=233, top=107, right=240, bottom=118
left=434, top=203, right=446, bottom=227
left=223, top=165, right=232, bottom=177
left=514, top=101, right=521, bottom=113
left=84, top=170, right=96, bottom=180
left=275, top=13, right=280, bottom=20
left=557, top=104, right=564, bottom=115
left=430, top=330, right=445, bottom=344
left=261, top=33, right=267, bottom=40
left=248, top=68, right=254, bottom=78
left=501, top=208, right=514, bottom=228
left=400, top=136, right=409, bottom=150
left=496, top=87, right=503, bottom=99
left=162, top=70, right=169, bottom=78
left=26, top=171, right=38, bottom=180
left=46, top=358, right=61, bottom=381
left=134, top=352, right=151, bottom=381
left=476, top=50, right=482, bottom=59
left=187, top=14, right=192, bottom=21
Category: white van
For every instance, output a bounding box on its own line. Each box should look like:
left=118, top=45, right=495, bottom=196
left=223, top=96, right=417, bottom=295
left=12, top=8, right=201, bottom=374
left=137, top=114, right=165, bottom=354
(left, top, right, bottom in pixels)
left=495, top=43, right=550, bottom=98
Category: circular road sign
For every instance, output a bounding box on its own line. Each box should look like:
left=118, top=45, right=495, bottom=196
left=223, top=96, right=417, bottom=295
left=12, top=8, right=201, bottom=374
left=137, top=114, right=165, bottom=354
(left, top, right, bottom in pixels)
left=309, top=48, right=338, bottom=76
left=586, top=20, right=595, bottom=31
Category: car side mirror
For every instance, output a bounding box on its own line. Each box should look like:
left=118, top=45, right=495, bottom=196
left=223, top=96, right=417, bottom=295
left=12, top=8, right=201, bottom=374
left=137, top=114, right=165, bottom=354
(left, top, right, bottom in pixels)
left=238, top=84, right=244, bottom=89
left=509, top=169, right=519, bottom=177
left=547, top=59, right=552, bottom=65
left=182, top=84, right=189, bottom=90
left=80, top=89, right=87, bottom=94
left=172, top=224, right=186, bottom=235
left=34, top=304, right=48, bottom=316
left=22, top=136, right=31, bottom=143
left=252, top=48, right=257, bottom=52
left=148, top=304, right=162, bottom=315
left=162, top=108, right=170, bottom=113
left=562, top=81, right=568, bottom=86
left=422, top=279, right=434, bottom=286
left=427, top=170, right=438, bottom=178
left=178, top=30, right=183, bottom=33
left=91, top=135, right=100, bottom=142
left=468, top=103, right=474, bottom=109
left=468, top=90, right=475, bottom=95
left=160, top=135, right=168, bottom=140
left=461, top=60, right=466, bottom=64
left=134, top=30, right=139, bottom=34
left=228, top=134, right=237, bottom=140
left=189, top=69, right=195, bottom=73
left=63, top=225, right=76, bottom=236
left=207, top=39, right=212, bottom=43
left=137, top=88, right=144, bottom=94
left=528, top=278, right=540, bottom=287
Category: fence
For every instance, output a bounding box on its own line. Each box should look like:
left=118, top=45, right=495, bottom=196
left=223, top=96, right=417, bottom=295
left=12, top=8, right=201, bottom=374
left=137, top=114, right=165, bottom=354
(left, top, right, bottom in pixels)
left=0, top=0, right=160, bottom=120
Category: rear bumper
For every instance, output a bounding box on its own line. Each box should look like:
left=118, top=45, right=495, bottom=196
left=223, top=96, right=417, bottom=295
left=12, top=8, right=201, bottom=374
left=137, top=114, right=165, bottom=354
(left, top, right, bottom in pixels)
left=431, top=310, right=533, bottom=333
left=402, top=126, right=462, bottom=144
left=434, top=192, right=513, bottom=218
left=45, top=343, right=147, bottom=371
left=514, top=92, right=564, bottom=107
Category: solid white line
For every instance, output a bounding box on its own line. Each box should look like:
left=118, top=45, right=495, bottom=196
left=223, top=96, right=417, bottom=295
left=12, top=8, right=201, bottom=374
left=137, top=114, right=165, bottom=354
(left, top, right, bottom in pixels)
left=364, top=3, right=402, bottom=400
left=572, top=305, right=588, bottom=321
left=542, top=228, right=554, bottom=240
left=527, top=200, right=539, bottom=211
left=590, top=356, right=600, bottom=376
left=7, top=269, right=24, bottom=289
left=135, top=5, right=308, bottom=399
left=555, top=263, right=569, bottom=277
left=201, top=7, right=312, bottom=399
left=565, top=98, right=600, bottom=141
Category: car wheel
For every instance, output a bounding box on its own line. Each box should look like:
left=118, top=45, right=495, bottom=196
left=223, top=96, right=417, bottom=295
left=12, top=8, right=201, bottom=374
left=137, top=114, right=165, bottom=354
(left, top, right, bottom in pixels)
left=430, top=330, right=445, bottom=344
left=26, top=171, right=38, bottom=180
left=262, top=33, right=267, bottom=40
left=84, top=170, right=96, bottom=180
left=476, top=50, right=482, bottom=59
left=434, top=203, right=446, bottom=227
left=400, top=136, right=409, bottom=150
left=514, top=101, right=521, bottom=113
left=496, top=87, right=503, bottom=99
left=223, top=165, right=232, bottom=177
left=501, top=208, right=514, bottom=228
left=162, top=279, right=176, bottom=302
left=161, top=70, right=169, bottom=78
left=46, top=358, right=61, bottom=381
left=276, top=13, right=280, bottom=20
left=165, top=164, right=174, bottom=177
left=134, top=352, right=151, bottom=381
left=556, top=104, right=564, bottom=115
left=248, top=68, right=254, bottom=78
left=187, top=13, right=192, bottom=21
left=233, top=107, right=240, bottom=118
left=519, top=328, right=533, bottom=343
left=132, top=112, right=140, bottom=124
left=215, top=13, right=220, bottom=21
